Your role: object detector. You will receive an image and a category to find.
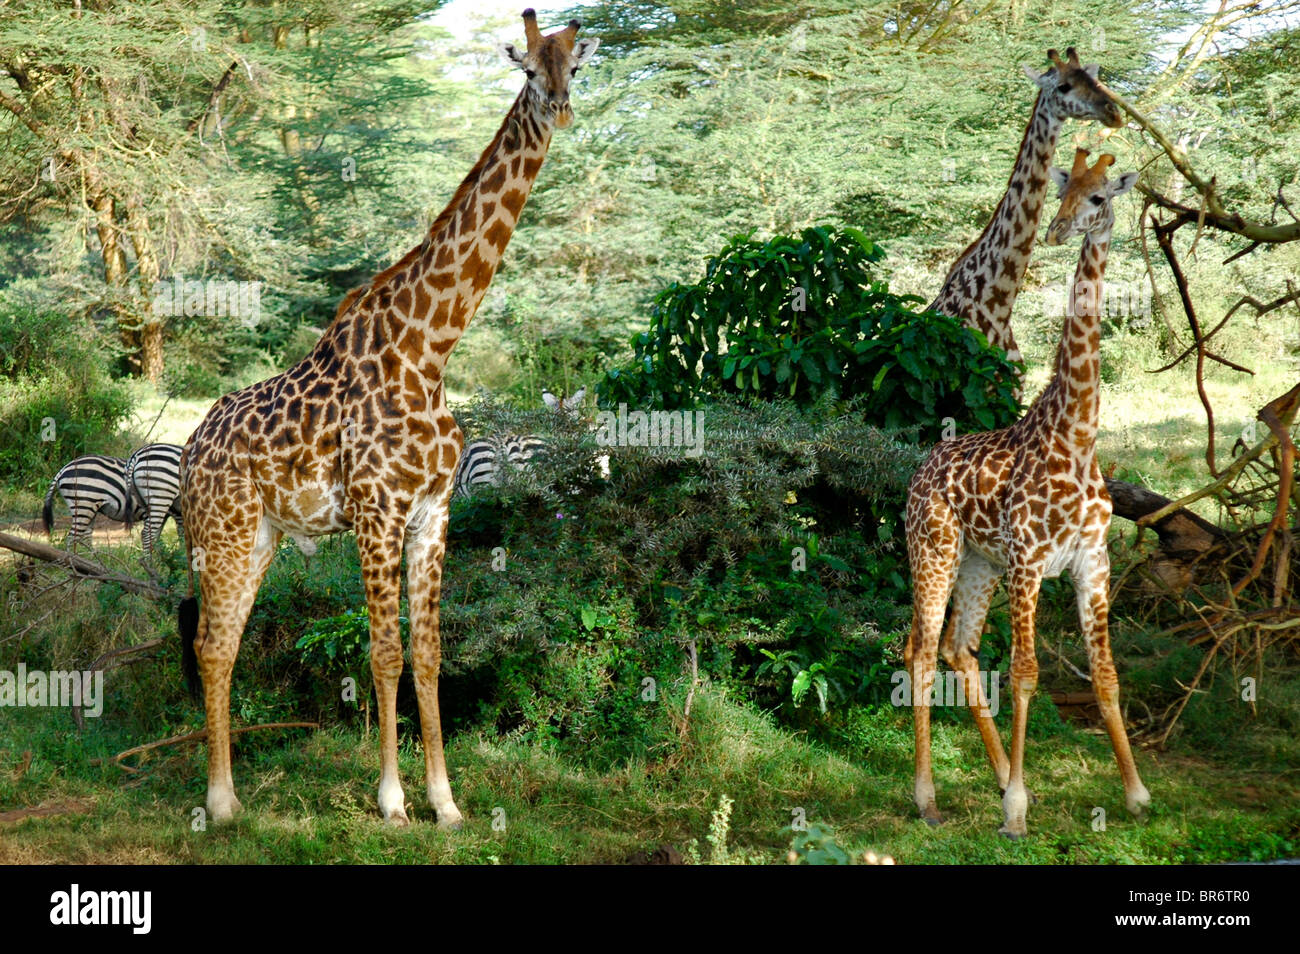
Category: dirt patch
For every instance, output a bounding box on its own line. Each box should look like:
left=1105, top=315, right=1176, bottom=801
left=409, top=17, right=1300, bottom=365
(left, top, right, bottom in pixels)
left=2, top=514, right=139, bottom=549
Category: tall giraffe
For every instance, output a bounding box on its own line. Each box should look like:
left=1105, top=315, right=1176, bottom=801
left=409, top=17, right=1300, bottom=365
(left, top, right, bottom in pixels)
left=903, top=149, right=1149, bottom=838
left=928, top=48, right=1122, bottom=385
left=177, top=10, right=600, bottom=828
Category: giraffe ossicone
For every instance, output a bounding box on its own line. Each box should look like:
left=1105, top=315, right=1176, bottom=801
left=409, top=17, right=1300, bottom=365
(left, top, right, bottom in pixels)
left=177, top=10, right=599, bottom=828
left=903, top=147, right=1148, bottom=839
left=927, top=46, right=1124, bottom=395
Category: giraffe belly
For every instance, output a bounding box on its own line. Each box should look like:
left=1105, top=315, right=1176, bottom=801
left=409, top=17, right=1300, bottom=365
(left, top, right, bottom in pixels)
left=1041, top=534, right=1089, bottom=580
left=962, top=533, right=1008, bottom=570
left=260, top=478, right=351, bottom=537
left=961, top=529, right=1087, bottom=580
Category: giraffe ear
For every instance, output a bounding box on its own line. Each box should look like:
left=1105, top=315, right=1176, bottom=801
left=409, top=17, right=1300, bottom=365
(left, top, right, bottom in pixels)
left=573, top=37, right=600, bottom=67
left=1108, top=172, right=1139, bottom=197
left=542, top=390, right=559, bottom=410
left=569, top=387, right=586, bottom=405
left=499, top=43, right=527, bottom=70
left=1049, top=167, right=1070, bottom=196
left=1023, top=64, right=1047, bottom=86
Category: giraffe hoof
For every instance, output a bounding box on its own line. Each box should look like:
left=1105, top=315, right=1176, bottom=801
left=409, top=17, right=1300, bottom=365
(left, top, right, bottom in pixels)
left=920, top=809, right=944, bottom=828
left=208, top=795, right=243, bottom=824
left=384, top=809, right=411, bottom=827
left=437, top=815, right=464, bottom=833
left=998, top=824, right=1027, bottom=841
left=1126, top=786, right=1152, bottom=816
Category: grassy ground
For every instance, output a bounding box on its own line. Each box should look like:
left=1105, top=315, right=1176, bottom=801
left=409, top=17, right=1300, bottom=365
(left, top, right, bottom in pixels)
left=0, top=524, right=1296, bottom=865
left=1, top=328, right=1296, bottom=865
left=1, top=681, right=1296, bottom=865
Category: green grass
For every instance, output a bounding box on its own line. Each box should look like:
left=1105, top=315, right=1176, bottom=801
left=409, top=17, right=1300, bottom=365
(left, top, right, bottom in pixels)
left=1, top=329, right=1296, bottom=865
left=1, top=680, right=1295, bottom=865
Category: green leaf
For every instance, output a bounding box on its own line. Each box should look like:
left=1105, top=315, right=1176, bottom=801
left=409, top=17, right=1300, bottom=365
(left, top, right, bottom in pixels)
left=791, top=670, right=811, bottom=704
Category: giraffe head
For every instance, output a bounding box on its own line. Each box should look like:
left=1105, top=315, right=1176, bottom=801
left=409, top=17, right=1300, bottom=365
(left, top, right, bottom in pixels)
left=499, top=9, right=600, bottom=130
left=1023, top=47, right=1123, bottom=129
left=1044, top=149, right=1137, bottom=245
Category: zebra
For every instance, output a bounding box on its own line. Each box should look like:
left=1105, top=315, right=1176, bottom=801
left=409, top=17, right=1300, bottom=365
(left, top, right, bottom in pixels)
left=41, top=454, right=142, bottom=546
left=125, top=442, right=185, bottom=555
left=452, top=389, right=596, bottom=498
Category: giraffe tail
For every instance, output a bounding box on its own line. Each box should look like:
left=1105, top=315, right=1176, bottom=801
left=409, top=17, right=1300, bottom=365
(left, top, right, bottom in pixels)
left=179, top=597, right=200, bottom=699
left=41, top=482, right=56, bottom=536
left=178, top=533, right=200, bottom=698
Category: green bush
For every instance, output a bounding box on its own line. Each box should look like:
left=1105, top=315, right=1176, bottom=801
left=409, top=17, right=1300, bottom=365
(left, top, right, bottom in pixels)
left=0, top=305, right=132, bottom=488
left=432, top=393, right=924, bottom=754
left=596, top=226, right=1021, bottom=442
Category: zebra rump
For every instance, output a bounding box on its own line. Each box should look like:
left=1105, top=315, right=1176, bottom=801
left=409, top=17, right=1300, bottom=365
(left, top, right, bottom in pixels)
left=452, top=435, right=550, bottom=498
left=42, top=455, right=138, bottom=540
left=126, top=443, right=185, bottom=553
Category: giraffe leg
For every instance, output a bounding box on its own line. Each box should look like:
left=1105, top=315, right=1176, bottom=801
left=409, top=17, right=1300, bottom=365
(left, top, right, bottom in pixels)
left=906, top=509, right=960, bottom=826
left=357, top=519, right=410, bottom=825
left=405, top=492, right=464, bottom=831
left=1076, top=546, right=1151, bottom=816
left=940, top=553, right=1010, bottom=789
left=196, top=515, right=279, bottom=823
left=1000, top=564, right=1042, bottom=839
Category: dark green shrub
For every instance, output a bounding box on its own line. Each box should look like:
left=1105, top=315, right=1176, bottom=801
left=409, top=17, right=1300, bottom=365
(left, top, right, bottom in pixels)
left=596, top=226, right=1021, bottom=441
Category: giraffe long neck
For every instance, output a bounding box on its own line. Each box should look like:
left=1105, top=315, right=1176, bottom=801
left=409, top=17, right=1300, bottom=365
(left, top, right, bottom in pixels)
left=1040, top=223, right=1110, bottom=451
left=347, top=86, right=553, bottom=381
left=929, top=91, right=1063, bottom=363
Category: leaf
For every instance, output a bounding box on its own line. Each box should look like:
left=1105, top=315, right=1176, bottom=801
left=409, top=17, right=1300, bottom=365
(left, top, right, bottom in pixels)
left=580, top=605, right=597, bottom=632
left=791, top=669, right=811, bottom=704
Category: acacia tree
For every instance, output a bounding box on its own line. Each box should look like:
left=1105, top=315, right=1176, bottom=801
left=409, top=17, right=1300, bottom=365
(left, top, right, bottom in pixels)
left=0, top=0, right=439, bottom=382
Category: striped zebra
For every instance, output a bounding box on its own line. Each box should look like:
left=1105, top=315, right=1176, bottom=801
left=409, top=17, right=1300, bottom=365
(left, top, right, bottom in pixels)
left=452, top=389, right=588, bottom=498
left=125, top=443, right=185, bottom=555
left=41, top=454, right=142, bottom=546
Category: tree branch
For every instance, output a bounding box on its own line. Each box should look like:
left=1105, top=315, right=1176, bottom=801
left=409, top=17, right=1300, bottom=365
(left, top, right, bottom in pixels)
left=0, top=532, right=165, bottom=599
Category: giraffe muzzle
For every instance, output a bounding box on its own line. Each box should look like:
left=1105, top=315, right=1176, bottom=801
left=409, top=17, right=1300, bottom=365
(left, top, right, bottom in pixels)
left=549, top=99, right=574, bottom=129
left=1044, top=225, right=1066, bottom=246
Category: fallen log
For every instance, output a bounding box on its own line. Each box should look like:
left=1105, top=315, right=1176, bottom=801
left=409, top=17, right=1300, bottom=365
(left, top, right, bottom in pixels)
left=0, top=531, right=165, bottom=599
left=1105, top=478, right=1227, bottom=591
left=1104, top=478, right=1226, bottom=556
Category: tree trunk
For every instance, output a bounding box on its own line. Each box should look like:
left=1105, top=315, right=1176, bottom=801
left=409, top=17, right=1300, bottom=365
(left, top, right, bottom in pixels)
left=90, top=189, right=140, bottom=366
left=124, top=194, right=165, bottom=383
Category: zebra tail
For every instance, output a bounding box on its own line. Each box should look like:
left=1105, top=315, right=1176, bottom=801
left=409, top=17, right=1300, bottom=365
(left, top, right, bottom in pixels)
left=41, top=482, right=55, bottom=535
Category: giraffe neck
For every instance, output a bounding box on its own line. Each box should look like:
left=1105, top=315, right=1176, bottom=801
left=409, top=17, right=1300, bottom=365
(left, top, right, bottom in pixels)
left=930, top=91, right=1063, bottom=361
left=1038, top=223, right=1110, bottom=451
left=342, top=86, right=554, bottom=381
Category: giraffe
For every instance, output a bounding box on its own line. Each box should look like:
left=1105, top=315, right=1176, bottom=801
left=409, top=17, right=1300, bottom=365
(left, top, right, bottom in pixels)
left=928, top=47, right=1123, bottom=389
left=176, top=10, right=600, bottom=828
left=903, top=149, right=1149, bottom=838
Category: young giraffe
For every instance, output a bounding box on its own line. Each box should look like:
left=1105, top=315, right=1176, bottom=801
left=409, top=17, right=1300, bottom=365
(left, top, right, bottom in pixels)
left=928, top=48, right=1123, bottom=392
left=177, top=10, right=599, bottom=828
left=904, top=149, right=1149, bottom=838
